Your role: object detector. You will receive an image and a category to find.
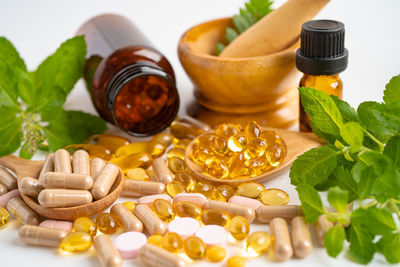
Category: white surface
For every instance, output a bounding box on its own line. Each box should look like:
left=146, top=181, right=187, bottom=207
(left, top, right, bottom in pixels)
left=0, top=0, right=399, bottom=266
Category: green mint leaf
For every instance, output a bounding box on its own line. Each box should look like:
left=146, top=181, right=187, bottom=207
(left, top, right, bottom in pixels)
left=327, top=186, right=348, bottom=213
left=330, top=95, right=360, bottom=123
left=0, top=106, right=22, bottom=156
left=371, top=166, right=400, bottom=203
left=340, top=122, right=363, bottom=153
left=0, top=37, right=27, bottom=71
left=377, top=233, right=400, bottom=264
left=290, top=146, right=337, bottom=186
left=226, top=27, right=238, bottom=43
left=365, top=207, right=396, bottom=235
left=329, top=165, right=358, bottom=201
left=296, top=184, right=325, bottom=223
left=0, top=59, right=20, bottom=108
left=384, top=135, right=400, bottom=168
left=324, top=225, right=345, bottom=257
left=358, top=150, right=391, bottom=175
left=233, top=15, right=250, bottom=33
left=383, top=74, right=400, bottom=104
left=216, top=43, right=226, bottom=55
left=15, top=69, right=35, bottom=105
left=347, top=221, right=375, bottom=264
left=33, top=85, right=66, bottom=120
left=19, top=140, right=34, bottom=159
left=352, top=161, right=376, bottom=199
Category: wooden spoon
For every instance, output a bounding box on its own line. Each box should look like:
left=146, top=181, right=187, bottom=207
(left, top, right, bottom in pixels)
left=185, top=127, right=322, bottom=185
left=0, top=155, right=124, bottom=221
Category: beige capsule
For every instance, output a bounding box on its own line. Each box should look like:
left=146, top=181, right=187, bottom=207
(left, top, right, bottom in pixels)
left=270, top=217, right=293, bottom=261
left=38, top=189, right=93, bottom=208
left=72, top=150, right=90, bottom=176
left=91, top=158, right=105, bottom=180
left=314, top=214, right=333, bottom=246
left=205, top=200, right=256, bottom=223
left=7, top=197, right=40, bottom=225
left=93, top=235, right=122, bottom=267
left=19, top=177, right=44, bottom=198
left=122, top=180, right=165, bottom=197
left=0, top=183, right=8, bottom=196
left=38, top=153, right=54, bottom=180
left=291, top=216, right=312, bottom=258
left=40, top=172, right=93, bottom=190
left=256, top=205, right=303, bottom=223
left=134, top=204, right=167, bottom=235
left=0, top=167, right=17, bottom=190
left=139, top=243, right=186, bottom=267
left=152, top=157, right=174, bottom=184
left=18, top=225, right=67, bottom=247
left=110, top=203, right=143, bottom=232
left=54, top=149, right=72, bottom=173
left=91, top=163, right=119, bottom=200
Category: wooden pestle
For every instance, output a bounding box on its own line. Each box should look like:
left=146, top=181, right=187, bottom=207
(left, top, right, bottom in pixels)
left=219, top=0, right=330, bottom=58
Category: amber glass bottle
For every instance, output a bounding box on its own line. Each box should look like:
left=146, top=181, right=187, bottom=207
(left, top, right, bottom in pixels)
left=77, top=14, right=179, bottom=136
left=296, top=20, right=348, bottom=132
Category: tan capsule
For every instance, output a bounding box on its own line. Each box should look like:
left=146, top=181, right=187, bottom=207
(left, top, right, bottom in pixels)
left=122, top=180, right=165, bottom=197
left=134, top=204, right=167, bottom=235
left=0, top=183, right=8, bottom=196
left=291, top=216, right=312, bottom=258
left=180, top=116, right=211, bottom=132
left=256, top=205, right=303, bottom=223
left=38, top=189, right=93, bottom=208
left=152, top=158, right=174, bottom=184
left=139, top=243, right=186, bottom=267
left=7, top=197, right=39, bottom=225
left=40, top=172, right=93, bottom=190
left=314, top=214, right=333, bottom=246
left=93, top=235, right=122, bottom=267
left=19, top=177, right=44, bottom=198
left=0, top=167, right=17, bottom=190
left=91, top=158, right=105, bottom=180
left=205, top=200, right=256, bottom=223
left=54, top=149, right=72, bottom=173
left=38, top=153, right=54, bottom=180
left=73, top=150, right=90, bottom=175
left=18, top=225, right=67, bottom=247
left=270, top=217, right=293, bottom=261
left=110, top=203, right=143, bottom=232
left=91, top=163, right=119, bottom=200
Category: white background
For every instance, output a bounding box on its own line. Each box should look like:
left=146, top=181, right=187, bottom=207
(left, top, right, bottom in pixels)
left=0, top=0, right=399, bottom=266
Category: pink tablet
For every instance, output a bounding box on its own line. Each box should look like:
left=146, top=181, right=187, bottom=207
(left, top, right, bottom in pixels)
left=137, top=194, right=171, bottom=205
left=39, top=220, right=73, bottom=232
left=114, top=232, right=147, bottom=259
left=168, top=217, right=200, bottom=239
left=228, top=196, right=263, bottom=210
left=0, top=189, right=21, bottom=208
left=172, top=193, right=207, bottom=208
left=195, top=225, right=228, bottom=247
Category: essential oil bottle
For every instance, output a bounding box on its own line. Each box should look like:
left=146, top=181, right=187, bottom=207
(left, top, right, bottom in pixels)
left=296, top=20, right=348, bottom=132
left=77, top=14, right=179, bottom=136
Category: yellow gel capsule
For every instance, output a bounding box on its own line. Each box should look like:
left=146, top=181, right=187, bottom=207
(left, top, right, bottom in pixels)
left=237, top=182, right=265, bottom=199
left=183, top=236, right=206, bottom=260
left=201, top=209, right=230, bottom=227
left=209, top=135, right=228, bottom=154
left=152, top=199, right=174, bottom=222
left=215, top=123, right=240, bottom=139
left=228, top=216, right=250, bottom=241
left=96, top=213, right=118, bottom=234
left=166, top=182, right=186, bottom=197
left=212, top=185, right=236, bottom=202
left=161, top=232, right=183, bottom=253
left=227, top=256, right=246, bottom=267
left=166, top=147, right=185, bottom=161
left=228, top=134, right=247, bottom=152
left=244, top=121, right=261, bottom=140
left=60, top=232, right=92, bottom=252
left=152, top=132, right=174, bottom=147
left=174, top=201, right=202, bottom=220
left=123, top=201, right=136, bottom=212
left=147, top=235, right=163, bottom=247
left=84, top=134, right=130, bottom=153
left=110, top=152, right=152, bottom=173
left=227, top=152, right=245, bottom=178
left=114, top=141, right=165, bottom=158
left=246, top=231, right=272, bottom=255
left=191, top=182, right=215, bottom=198
left=175, top=171, right=196, bottom=191
left=0, top=207, right=10, bottom=228
left=170, top=122, right=204, bottom=139
left=168, top=157, right=185, bottom=173
left=245, top=139, right=267, bottom=158
left=259, top=188, right=289, bottom=206
left=266, top=142, right=286, bottom=167
left=245, top=158, right=268, bottom=176
left=206, top=246, right=226, bottom=262
left=73, top=217, right=97, bottom=237
left=175, top=138, right=192, bottom=150
left=126, top=168, right=149, bottom=181
left=205, top=157, right=229, bottom=179
left=64, top=144, right=111, bottom=160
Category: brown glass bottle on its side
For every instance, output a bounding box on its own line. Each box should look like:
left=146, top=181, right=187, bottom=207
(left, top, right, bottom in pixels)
left=77, top=14, right=179, bottom=136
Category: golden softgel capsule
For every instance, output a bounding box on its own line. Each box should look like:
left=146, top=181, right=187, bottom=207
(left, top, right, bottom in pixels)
left=60, top=232, right=92, bottom=252
left=73, top=217, right=97, bottom=237
left=18, top=225, right=67, bottom=247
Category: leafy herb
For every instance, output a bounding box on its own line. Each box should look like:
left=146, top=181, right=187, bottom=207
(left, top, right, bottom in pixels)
left=0, top=36, right=107, bottom=159
left=216, top=0, right=274, bottom=55
left=290, top=74, right=400, bottom=264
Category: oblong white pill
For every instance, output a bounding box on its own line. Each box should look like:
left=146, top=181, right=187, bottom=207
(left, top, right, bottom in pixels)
left=168, top=217, right=200, bottom=239
left=229, top=196, right=263, bottom=210
left=172, top=193, right=207, bottom=208
left=195, top=225, right=228, bottom=247
left=0, top=189, right=21, bottom=208
left=137, top=194, right=172, bottom=205
left=114, top=231, right=147, bottom=259
left=39, top=220, right=73, bottom=232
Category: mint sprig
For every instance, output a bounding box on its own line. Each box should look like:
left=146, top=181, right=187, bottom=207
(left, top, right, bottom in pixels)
left=0, top=36, right=107, bottom=159
left=290, top=74, right=400, bottom=264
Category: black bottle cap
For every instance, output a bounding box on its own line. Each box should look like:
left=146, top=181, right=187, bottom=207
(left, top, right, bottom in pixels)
left=296, top=20, right=348, bottom=75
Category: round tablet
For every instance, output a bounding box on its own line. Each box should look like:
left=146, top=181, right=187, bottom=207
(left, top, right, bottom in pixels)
left=168, top=217, right=200, bottom=239
left=195, top=225, right=228, bottom=246
left=114, top=232, right=147, bottom=259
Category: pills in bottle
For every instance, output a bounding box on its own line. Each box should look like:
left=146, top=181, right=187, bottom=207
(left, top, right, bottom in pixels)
left=60, top=232, right=93, bottom=252
left=73, top=217, right=97, bottom=237
left=183, top=236, right=206, bottom=260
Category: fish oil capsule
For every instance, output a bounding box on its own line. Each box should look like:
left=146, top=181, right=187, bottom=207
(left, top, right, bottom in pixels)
left=166, top=147, right=186, bottom=161
left=40, top=172, right=93, bottom=190
left=259, top=188, right=289, bottom=206
left=212, top=185, right=235, bottom=202
left=54, top=149, right=72, bottom=173
left=201, top=209, right=230, bottom=227
left=168, top=157, right=185, bottom=173
left=73, top=217, right=97, bottom=237
left=228, top=133, right=247, bottom=152
left=60, top=232, right=93, bottom=252
left=96, top=213, right=118, bottom=234
left=147, top=235, right=163, bottom=246
left=244, top=121, right=261, bottom=140
left=139, top=243, right=186, bottom=267
left=127, top=168, right=149, bottom=181
left=266, top=142, right=286, bottom=167
left=38, top=153, right=54, bottom=180
left=245, top=139, right=267, bottom=158
left=111, top=203, right=143, bottom=232
left=91, top=163, right=119, bottom=200
left=152, top=132, right=174, bottom=147
left=0, top=207, right=10, bottom=228
left=228, top=216, right=250, bottom=241
left=227, top=256, right=246, bottom=267
left=291, top=216, right=312, bottom=258
left=134, top=204, right=167, bottom=235
left=18, top=225, right=67, bottom=247
left=91, top=158, right=105, bottom=180
left=209, top=135, right=228, bottom=155
left=85, top=134, right=130, bottom=153
left=206, top=246, right=226, bottom=262
left=256, top=205, right=303, bottom=223
left=183, top=236, right=206, bottom=259
left=205, top=157, right=229, bottom=179
left=38, top=189, right=93, bottom=208
left=7, top=197, right=39, bottom=225
left=314, top=213, right=333, bottom=246
left=215, top=123, right=240, bottom=139
left=115, top=142, right=165, bottom=158
left=152, top=157, right=174, bottom=184
left=175, top=172, right=195, bottom=191
left=166, top=182, right=186, bottom=197
left=191, top=182, right=215, bottom=198
left=19, top=177, right=44, bottom=198
left=110, top=152, right=152, bottom=172
left=227, top=152, right=245, bottom=178
left=170, top=121, right=203, bottom=139
left=270, top=217, right=293, bottom=261
left=174, top=138, right=192, bottom=150
left=162, top=232, right=183, bottom=253
left=205, top=200, right=256, bottom=223
left=65, top=144, right=112, bottom=160
left=237, top=182, right=265, bottom=199
left=152, top=199, right=174, bottom=222
left=122, top=180, right=165, bottom=197
left=0, top=183, right=7, bottom=196
left=246, top=231, right=271, bottom=255
left=123, top=201, right=136, bottom=212
left=72, top=150, right=90, bottom=176
left=93, top=235, right=122, bottom=267
left=0, top=167, right=17, bottom=190
left=174, top=201, right=202, bottom=220
left=180, top=115, right=211, bottom=132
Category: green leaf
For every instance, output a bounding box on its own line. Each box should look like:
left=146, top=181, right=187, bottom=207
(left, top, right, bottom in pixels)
left=340, top=122, right=364, bottom=153
left=358, top=150, right=391, bottom=175
left=347, top=221, right=375, bottom=264
left=233, top=15, right=250, bottom=33
left=377, top=233, right=400, bottom=264
left=34, top=85, right=66, bottom=120
left=0, top=59, right=19, bottom=108
left=324, top=225, right=345, bottom=257
left=365, top=207, right=396, bottom=235
left=0, top=106, right=22, bottom=156
left=15, top=69, right=35, bottom=105
left=290, top=146, right=337, bottom=186
left=296, top=184, right=325, bottom=223
left=352, top=161, right=376, bottom=199
left=19, top=140, right=34, bottom=159
left=384, top=135, right=400, bottom=168
left=225, top=27, right=238, bottom=43
left=383, top=74, right=400, bottom=104
left=328, top=165, right=358, bottom=201
left=239, top=9, right=254, bottom=25
left=216, top=43, right=226, bottom=55
left=0, top=37, right=27, bottom=71
left=330, top=95, right=360, bottom=123
left=372, top=167, right=400, bottom=202
left=327, top=186, right=348, bottom=213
